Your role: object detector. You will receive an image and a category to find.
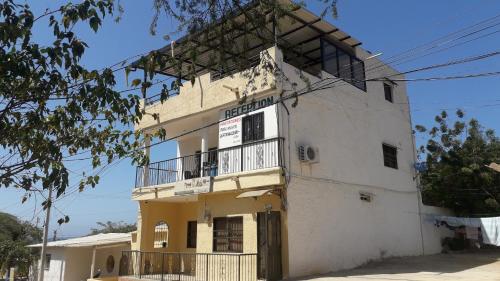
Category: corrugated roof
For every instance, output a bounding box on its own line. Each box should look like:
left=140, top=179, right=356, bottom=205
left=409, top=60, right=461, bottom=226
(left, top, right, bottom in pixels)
left=28, top=233, right=131, bottom=248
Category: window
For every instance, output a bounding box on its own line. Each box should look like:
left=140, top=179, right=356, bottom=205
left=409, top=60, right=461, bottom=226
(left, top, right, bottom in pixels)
left=44, top=254, right=51, bottom=270
left=213, top=217, right=243, bottom=253
left=384, top=83, right=393, bottom=103
left=242, top=112, right=264, bottom=143
left=352, top=57, right=366, bottom=91
left=337, top=49, right=352, bottom=81
left=154, top=221, right=169, bottom=248
left=321, top=38, right=366, bottom=91
left=382, top=144, right=398, bottom=169
left=321, top=40, right=338, bottom=77
left=187, top=221, right=197, bottom=248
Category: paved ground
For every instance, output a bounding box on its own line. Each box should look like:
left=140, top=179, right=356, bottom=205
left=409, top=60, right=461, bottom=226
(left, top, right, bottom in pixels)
left=296, top=250, right=500, bottom=281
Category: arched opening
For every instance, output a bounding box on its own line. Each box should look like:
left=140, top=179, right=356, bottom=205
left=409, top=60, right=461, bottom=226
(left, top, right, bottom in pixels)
left=154, top=221, right=169, bottom=248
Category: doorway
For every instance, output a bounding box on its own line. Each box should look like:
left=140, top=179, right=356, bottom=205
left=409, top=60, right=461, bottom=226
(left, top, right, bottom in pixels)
left=257, top=211, right=282, bottom=281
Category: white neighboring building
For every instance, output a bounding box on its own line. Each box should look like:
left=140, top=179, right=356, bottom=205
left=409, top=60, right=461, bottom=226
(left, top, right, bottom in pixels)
left=28, top=233, right=131, bottom=281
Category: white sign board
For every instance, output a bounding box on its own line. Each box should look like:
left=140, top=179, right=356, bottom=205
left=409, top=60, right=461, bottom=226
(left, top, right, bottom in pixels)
left=173, top=177, right=212, bottom=196
left=218, top=116, right=243, bottom=148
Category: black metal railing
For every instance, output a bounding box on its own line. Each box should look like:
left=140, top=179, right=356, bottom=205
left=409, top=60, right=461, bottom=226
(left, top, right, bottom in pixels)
left=136, top=137, right=283, bottom=188
left=210, top=54, right=261, bottom=82
left=119, top=251, right=258, bottom=281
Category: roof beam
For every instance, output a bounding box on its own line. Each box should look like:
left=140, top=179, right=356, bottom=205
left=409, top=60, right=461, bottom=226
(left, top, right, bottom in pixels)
left=278, top=18, right=322, bottom=39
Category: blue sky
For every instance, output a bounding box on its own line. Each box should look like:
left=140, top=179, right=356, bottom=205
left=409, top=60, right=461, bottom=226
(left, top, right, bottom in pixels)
left=1, top=0, right=500, bottom=237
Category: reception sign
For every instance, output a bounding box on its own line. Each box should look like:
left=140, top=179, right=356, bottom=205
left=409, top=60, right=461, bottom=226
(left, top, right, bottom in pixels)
left=218, top=95, right=277, bottom=149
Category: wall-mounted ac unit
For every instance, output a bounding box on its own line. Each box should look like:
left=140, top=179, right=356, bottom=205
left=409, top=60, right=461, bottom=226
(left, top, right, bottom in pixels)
left=298, top=145, right=319, bottom=163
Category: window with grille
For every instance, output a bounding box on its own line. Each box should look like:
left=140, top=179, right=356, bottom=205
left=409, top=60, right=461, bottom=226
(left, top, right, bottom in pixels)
left=384, top=83, right=393, bottom=103
left=382, top=144, right=398, bottom=169
left=213, top=216, right=243, bottom=253
left=242, top=112, right=264, bottom=143
left=154, top=221, right=169, bottom=248
left=187, top=221, right=197, bottom=248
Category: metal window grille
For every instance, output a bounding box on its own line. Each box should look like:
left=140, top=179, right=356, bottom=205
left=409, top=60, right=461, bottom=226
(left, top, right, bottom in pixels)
left=154, top=221, right=169, bottom=248
left=213, top=217, right=243, bottom=253
left=242, top=112, right=265, bottom=143
left=382, top=144, right=398, bottom=169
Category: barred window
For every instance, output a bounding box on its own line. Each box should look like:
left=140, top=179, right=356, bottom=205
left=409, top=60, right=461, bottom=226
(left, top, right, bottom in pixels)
left=213, top=217, right=243, bottom=253
left=382, top=144, right=398, bottom=169
left=154, top=221, right=169, bottom=248
left=242, top=112, right=264, bottom=143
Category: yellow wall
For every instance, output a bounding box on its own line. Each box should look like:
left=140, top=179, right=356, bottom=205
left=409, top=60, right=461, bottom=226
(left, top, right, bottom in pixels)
left=135, top=190, right=289, bottom=278
left=136, top=47, right=279, bottom=131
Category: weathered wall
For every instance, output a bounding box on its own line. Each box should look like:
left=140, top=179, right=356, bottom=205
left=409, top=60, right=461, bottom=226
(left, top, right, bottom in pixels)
left=420, top=205, right=454, bottom=255
left=278, top=47, right=425, bottom=277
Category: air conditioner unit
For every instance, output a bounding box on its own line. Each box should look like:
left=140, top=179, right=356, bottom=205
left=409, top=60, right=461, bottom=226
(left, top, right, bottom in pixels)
left=298, top=145, right=319, bottom=163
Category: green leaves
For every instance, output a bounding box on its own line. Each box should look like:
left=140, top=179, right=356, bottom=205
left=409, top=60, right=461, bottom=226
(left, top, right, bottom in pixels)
left=0, top=0, right=145, bottom=210
left=416, top=110, right=500, bottom=216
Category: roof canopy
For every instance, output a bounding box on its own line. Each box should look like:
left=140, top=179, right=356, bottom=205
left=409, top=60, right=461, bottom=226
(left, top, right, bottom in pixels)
left=28, top=233, right=131, bottom=248
left=135, top=0, right=362, bottom=80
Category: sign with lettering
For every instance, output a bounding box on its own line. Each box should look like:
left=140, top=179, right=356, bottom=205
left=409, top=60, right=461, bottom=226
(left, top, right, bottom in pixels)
left=173, top=177, right=212, bottom=196
left=219, top=116, right=242, bottom=148
left=220, top=96, right=275, bottom=120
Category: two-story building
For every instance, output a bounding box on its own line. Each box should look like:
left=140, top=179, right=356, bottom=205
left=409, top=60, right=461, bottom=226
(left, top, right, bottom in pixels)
left=117, top=2, right=442, bottom=281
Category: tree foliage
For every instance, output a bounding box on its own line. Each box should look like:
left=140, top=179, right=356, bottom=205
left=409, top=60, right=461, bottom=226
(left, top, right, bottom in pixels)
left=416, top=110, right=500, bottom=216
left=0, top=0, right=147, bottom=210
left=0, top=212, right=41, bottom=276
left=90, top=220, right=136, bottom=235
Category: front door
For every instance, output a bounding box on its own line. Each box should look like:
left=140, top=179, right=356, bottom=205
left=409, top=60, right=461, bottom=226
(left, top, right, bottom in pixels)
left=257, top=211, right=282, bottom=281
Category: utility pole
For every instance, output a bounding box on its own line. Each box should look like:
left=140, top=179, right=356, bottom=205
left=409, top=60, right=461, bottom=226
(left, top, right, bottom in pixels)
left=37, top=187, right=53, bottom=281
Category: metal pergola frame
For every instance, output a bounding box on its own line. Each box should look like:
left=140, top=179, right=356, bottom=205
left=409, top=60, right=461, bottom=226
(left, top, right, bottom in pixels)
left=133, top=1, right=363, bottom=81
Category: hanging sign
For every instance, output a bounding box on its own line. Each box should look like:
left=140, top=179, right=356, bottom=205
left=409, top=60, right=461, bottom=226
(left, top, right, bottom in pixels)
left=174, top=177, right=212, bottom=196
left=219, top=116, right=242, bottom=148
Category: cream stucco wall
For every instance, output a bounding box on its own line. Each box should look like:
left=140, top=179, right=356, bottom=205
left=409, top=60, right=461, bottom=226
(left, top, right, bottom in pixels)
left=275, top=48, right=434, bottom=277
left=42, top=245, right=130, bottom=281
left=135, top=190, right=289, bottom=277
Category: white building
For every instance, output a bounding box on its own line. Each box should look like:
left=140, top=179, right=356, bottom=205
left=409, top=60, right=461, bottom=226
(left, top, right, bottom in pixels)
left=120, top=2, right=449, bottom=280
left=28, top=233, right=131, bottom=281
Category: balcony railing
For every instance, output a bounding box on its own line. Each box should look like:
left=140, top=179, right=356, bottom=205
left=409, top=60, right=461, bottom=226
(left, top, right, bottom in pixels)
left=119, top=251, right=259, bottom=281
left=135, top=137, right=283, bottom=188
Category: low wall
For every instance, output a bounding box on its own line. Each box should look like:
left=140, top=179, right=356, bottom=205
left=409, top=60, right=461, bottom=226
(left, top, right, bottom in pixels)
left=420, top=205, right=454, bottom=255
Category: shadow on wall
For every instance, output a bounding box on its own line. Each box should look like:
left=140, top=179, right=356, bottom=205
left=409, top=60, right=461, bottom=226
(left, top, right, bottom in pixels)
left=290, top=249, right=500, bottom=280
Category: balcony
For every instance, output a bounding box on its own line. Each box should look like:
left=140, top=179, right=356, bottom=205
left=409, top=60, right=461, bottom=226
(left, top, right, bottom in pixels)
left=135, top=138, right=284, bottom=191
